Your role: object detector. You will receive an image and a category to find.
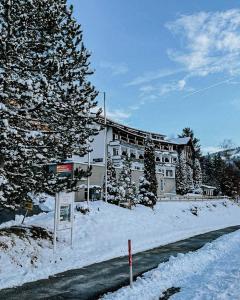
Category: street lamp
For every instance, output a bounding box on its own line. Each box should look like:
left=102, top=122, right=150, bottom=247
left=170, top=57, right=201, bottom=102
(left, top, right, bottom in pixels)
left=103, top=92, right=108, bottom=203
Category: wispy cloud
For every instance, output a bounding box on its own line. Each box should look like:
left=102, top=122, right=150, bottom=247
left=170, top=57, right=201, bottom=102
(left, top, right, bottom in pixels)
left=182, top=78, right=232, bottom=99
left=159, top=79, right=187, bottom=96
left=166, top=9, right=240, bottom=78
left=106, top=109, right=131, bottom=123
left=139, top=79, right=191, bottom=102
left=126, top=68, right=183, bottom=86
left=99, top=61, right=129, bottom=76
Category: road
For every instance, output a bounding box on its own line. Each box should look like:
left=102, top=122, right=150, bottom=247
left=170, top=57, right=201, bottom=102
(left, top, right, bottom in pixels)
left=1, top=225, right=240, bottom=300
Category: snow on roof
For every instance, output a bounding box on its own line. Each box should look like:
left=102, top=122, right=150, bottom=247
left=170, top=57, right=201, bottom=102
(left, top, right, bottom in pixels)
left=201, top=184, right=216, bottom=189
left=168, top=137, right=191, bottom=145
left=98, top=116, right=167, bottom=139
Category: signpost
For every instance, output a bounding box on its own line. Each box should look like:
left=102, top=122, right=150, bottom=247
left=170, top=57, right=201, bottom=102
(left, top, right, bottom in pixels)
left=54, top=191, right=74, bottom=253
left=22, top=201, right=33, bottom=224
left=128, top=239, right=133, bottom=288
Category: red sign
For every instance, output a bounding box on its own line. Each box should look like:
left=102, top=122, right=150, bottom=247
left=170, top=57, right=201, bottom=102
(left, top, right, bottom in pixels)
left=57, top=164, right=73, bottom=173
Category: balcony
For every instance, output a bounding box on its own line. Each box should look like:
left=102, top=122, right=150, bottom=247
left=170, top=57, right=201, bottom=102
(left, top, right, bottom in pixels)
left=111, top=155, right=121, bottom=161
left=109, top=140, right=120, bottom=146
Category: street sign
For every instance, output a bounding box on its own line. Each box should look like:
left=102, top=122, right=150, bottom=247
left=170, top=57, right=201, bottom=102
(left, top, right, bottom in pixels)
left=25, top=201, right=33, bottom=211
left=54, top=191, right=74, bottom=252
left=56, top=163, right=73, bottom=178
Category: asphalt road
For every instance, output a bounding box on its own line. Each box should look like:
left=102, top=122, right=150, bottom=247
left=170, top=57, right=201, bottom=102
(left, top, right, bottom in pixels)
left=1, top=225, right=240, bottom=300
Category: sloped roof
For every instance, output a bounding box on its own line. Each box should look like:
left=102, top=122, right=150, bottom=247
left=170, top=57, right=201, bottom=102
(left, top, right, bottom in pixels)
left=168, top=137, right=191, bottom=145
left=98, top=116, right=166, bottom=139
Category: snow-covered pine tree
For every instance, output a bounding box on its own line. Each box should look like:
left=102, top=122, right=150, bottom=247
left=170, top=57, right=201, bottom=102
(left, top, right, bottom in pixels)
left=0, top=0, right=100, bottom=208
left=139, top=136, right=158, bottom=208
left=34, top=1, right=100, bottom=160
left=0, top=0, right=48, bottom=209
left=117, top=156, right=137, bottom=207
left=186, top=164, right=194, bottom=193
left=176, top=150, right=188, bottom=195
left=201, top=154, right=215, bottom=186
left=103, top=155, right=118, bottom=203
left=193, top=158, right=202, bottom=192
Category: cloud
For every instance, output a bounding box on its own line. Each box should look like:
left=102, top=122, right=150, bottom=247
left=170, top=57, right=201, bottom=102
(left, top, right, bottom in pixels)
left=159, top=79, right=187, bottom=95
left=182, top=78, right=231, bottom=99
left=126, top=68, right=183, bottom=86
left=99, top=61, right=129, bottom=75
left=139, top=79, right=189, bottom=101
left=106, top=109, right=131, bottom=123
left=166, top=9, right=240, bottom=77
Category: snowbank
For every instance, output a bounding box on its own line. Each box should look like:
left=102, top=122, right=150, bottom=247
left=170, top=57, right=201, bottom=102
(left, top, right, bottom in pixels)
left=102, top=229, right=240, bottom=300
left=0, top=199, right=240, bottom=289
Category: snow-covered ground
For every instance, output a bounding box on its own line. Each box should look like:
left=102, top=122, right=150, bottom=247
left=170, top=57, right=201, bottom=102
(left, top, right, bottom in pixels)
left=102, top=229, right=240, bottom=300
left=0, top=198, right=240, bottom=290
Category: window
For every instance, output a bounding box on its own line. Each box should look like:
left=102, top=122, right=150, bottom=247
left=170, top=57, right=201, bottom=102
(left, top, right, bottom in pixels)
left=93, top=158, right=103, bottom=163
left=160, top=179, right=164, bottom=191
left=139, top=154, right=144, bottom=160
left=122, top=151, right=127, bottom=156
left=158, top=168, right=164, bottom=174
left=166, top=170, right=173, bottom=177
left=156, top=157, right=160, bottom=162
left=113, top=148, right=119, bottom=156
left=130, top=153, right=136, bottom=158
left=164, top=157, right=169, bottom=163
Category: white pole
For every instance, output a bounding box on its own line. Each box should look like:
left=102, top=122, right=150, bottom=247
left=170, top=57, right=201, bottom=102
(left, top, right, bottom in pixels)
left=53, top=193, right=58, bottom=253
left=103, top=92, right=108, bottom=202
left=70, top=192, right=74, bottom=249
left=87, top=150, right=90, bottom=208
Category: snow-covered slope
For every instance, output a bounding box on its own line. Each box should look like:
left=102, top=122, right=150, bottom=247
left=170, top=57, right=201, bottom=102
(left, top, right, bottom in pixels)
left=102, top=229, right=240, bottom=300
left=0, top=199, right=240, bottom=289
left=210, top=147, right=240, bottom=160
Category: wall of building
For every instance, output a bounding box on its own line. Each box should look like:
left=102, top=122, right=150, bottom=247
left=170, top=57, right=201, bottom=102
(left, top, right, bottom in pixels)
left=70, top=121, right=196, bottom=200
left=73, top=162, right=173, bottom=201
left=164, top=178, right=176, bottom=194
left=74, top=128, right=113, bottom=164
left=74, top=163, right=105, bottom=201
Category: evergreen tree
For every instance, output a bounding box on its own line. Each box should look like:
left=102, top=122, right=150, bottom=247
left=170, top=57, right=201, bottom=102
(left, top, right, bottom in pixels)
left=117, top=156, right=137, bottom=207
left=178, top=127, right=201, bottom=158
left=212, top=154, right=225, bottom=193
left=201, top=152, right=240, bottom=197
left=201, top=154, right=215, bottom=186
left=186, top=164, right=194, bottom=193
left=0, top=0, right=100, bottom=209
left=0, top=0, right=46, bottom=209
left=103, top=155, right=118, bottom=203
left=139, top=136, right=158, bottom=207
left=176, top=150, right=188, bottom=195
left=193, top=158, right=202, bottom=191
left=220, top=161, right=240, bottom=197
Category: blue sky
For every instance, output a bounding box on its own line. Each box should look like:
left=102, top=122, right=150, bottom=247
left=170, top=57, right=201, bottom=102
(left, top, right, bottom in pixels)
left=69, top=0, right=240, bottom=153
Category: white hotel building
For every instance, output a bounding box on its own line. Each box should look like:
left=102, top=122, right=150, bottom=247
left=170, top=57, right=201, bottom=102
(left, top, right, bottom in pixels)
left=73, top=118, right=194, bottom=200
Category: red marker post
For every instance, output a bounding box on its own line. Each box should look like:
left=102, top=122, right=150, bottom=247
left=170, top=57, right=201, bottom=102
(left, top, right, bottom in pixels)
left=128, top=239, right=133, bottom=288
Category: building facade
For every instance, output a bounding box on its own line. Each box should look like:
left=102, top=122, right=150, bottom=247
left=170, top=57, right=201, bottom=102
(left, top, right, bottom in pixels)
left=73, top=118, right=195, bottom=200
